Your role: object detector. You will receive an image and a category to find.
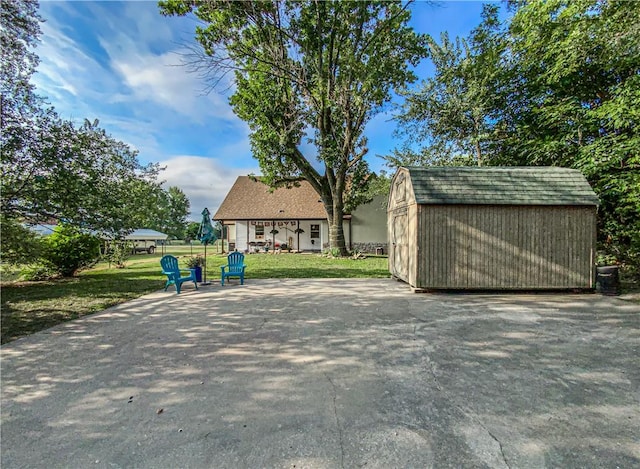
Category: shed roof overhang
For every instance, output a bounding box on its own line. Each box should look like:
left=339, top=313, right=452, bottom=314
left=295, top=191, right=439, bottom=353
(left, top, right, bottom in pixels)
left=404, top=166, right=600, bottom=206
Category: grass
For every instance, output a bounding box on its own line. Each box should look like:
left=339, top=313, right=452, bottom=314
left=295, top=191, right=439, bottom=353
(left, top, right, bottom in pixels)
left=1, top=249, right=389, bottom=344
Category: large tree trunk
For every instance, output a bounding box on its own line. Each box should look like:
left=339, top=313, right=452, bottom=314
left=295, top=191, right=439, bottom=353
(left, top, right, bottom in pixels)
left=327, top=208, right=348, bottom=257
left=321, top=191, right=349, bottom=256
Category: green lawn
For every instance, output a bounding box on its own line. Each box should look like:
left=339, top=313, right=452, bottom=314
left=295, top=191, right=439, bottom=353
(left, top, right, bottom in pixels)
left=1, top=251, right=389, bottom=344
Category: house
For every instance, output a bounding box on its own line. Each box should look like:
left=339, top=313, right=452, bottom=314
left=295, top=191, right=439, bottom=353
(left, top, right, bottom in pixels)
left=214, top=176, right=387, bottom=253
left=388, top=166, right=600, bottom=290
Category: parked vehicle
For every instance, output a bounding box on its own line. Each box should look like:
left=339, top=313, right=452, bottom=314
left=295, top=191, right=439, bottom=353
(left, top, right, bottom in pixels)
left=131, top=240, right=155, bottom=254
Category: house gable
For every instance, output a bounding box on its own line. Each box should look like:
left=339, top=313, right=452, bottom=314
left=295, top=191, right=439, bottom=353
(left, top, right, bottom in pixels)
left=214, top=177, right=328, bottom=221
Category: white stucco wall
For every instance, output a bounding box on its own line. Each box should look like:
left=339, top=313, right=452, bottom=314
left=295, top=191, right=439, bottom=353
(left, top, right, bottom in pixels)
left=234, top=222, right=246, bottom=250
left=228, top=197, right=386, bottom=252
left=227, top=224, right=236, bottom=242
left=232, top=220, right=327, bottom=252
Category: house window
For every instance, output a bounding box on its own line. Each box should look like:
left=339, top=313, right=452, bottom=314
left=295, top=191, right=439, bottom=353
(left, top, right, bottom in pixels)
left=310, top=224, right=320, bottom=239
left=255, top=224, right=264, bottom=239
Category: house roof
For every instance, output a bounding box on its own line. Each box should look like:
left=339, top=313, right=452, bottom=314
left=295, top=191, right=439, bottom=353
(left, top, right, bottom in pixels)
left=214, top=176, right=328, bottom=220
left=404, top=166, right=599, bottom=206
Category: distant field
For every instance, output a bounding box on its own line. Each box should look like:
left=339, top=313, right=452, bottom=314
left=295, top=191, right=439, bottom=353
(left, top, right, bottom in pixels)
left=1, top=251, right=389, bottom=344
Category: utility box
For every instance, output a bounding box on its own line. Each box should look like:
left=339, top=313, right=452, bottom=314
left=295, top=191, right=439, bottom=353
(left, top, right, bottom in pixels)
left=596, top=265, right=620, bottom=295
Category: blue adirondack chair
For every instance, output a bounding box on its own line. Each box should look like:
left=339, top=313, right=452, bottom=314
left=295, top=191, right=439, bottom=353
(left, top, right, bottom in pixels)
left=220, top=251, right=246, bottom=286
left=160, top=255, right=198, bottom=294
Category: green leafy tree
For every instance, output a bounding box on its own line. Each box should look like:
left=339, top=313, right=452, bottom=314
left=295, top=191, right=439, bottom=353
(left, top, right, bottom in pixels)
left=391, top=4, right=504, bottom=168
left=184, top=221, right=200, bottom=242
left=1, top=0, right=44, bottom=151
left=392, top=0, right=639, bottom=274
left=133, top=185, right=190, bottom=239
left=1, top=0, right=164, bottom=263
left=102, top=240, right=129, bottom=269
left=158, top=186, right=190, bottom=239
left=365, top=171, right=391, bottom=199
left=2, top=116, right=162, bottom=236
left=160, top=0, right=426, bottom=255
left=502, top=0, right=640, bottom=274
left=111, top=178, right=166, bottom=233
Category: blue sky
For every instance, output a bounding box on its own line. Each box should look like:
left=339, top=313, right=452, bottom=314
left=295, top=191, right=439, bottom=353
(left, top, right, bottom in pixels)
left=34, top=1, right=497, bottom=220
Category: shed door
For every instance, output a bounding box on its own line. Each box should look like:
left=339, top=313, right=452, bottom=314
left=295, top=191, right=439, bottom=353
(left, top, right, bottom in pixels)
left=392, top=211, right=408, bottom=280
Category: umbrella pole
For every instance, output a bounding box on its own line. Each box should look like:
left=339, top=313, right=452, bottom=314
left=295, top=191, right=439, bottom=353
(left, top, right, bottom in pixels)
left=202, top=242, right=211, bottom=285
left=198, top=207, right=215, bottom=285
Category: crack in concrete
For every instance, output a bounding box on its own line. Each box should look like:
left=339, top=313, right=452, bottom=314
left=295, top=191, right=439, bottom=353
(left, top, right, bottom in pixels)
left=486, top=427, right=510, bottom=468
left=423, top=353, right=511, bottom=469
left=411, top=310, right=514, bottom=468
left=324, top=373, right=345, bottom=469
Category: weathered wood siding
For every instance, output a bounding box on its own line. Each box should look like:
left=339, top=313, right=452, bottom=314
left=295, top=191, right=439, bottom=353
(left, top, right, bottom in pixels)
left=388, top=168, right=416, bottom=283
left=407, top=204, right=419, bottom=288
left=416, top=205, right=596, bottom=289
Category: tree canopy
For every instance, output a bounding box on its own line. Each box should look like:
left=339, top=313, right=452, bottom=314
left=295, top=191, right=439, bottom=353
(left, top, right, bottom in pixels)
left=1, top=0, right=184, bottom=263
left=391, top=0, right=640, bottom=274
left=160, top=0, right=426, bottom=254
left=143, top=186, right=191, bottom=239
left=394, top=5, right=504, bottom=167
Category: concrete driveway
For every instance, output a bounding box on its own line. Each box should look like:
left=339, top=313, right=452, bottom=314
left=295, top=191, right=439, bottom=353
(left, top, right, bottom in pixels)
left=1, top=279, right=639, bottom=468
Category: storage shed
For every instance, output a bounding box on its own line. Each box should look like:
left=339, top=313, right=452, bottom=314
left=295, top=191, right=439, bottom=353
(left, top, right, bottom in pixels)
left=388, top=167, right=599, bottom=291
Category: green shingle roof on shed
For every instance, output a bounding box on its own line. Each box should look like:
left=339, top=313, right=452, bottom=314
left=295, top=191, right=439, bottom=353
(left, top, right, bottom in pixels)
left=406, top=167, right=599, bottom=206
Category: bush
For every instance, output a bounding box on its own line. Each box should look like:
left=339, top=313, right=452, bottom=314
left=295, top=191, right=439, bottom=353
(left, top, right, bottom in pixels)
left=20, top=263, right=58, bottom=281
left=102, top=240, right=129, bottom=269
left=43, top=224, right=101, bottom=277
left=0, top=216, right=45, bottom=265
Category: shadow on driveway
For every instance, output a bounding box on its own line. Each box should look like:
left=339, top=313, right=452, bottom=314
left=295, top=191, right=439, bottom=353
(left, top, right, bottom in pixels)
left=2, top=279, right=639, bottom=468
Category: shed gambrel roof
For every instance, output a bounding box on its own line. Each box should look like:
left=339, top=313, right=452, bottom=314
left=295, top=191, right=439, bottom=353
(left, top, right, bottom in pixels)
left=214, top=176, right=328, bottom=220
left=405, top=167, right=599, bottom=206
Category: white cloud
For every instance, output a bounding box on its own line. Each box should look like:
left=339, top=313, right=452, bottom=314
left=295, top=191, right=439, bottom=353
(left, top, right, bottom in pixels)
left=108, top=48, right=235, bottom=122
left=88, top=3, right=236, bottom=124
left=33, top=1, right=253, bottom=170
left=159, top=156, right=260, bottom=221
left=34, top=20, right=102, bottom=105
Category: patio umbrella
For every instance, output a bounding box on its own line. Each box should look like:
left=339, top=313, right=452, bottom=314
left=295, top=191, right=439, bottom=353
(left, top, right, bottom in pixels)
left=198, top=208, right=218, bottom=285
